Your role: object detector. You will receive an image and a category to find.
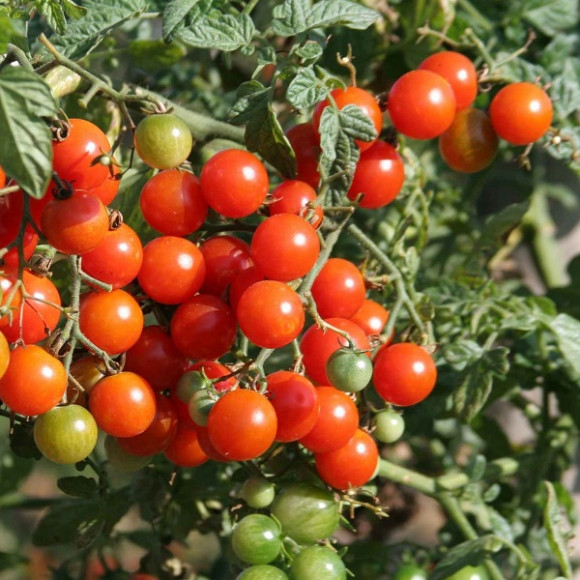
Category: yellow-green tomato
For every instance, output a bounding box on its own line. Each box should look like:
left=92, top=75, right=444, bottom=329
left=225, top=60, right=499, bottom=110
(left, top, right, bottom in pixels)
left=373, top=409, right=405, bottom=443
left=290, top=546, right=346, bottom=580
left=446, top=565, right=490, bottom=580
left=232, top=514, right=283, bottom=565
left=240, top=476, right=276, bottom=509
left=236, top=565, right=289, bottom=580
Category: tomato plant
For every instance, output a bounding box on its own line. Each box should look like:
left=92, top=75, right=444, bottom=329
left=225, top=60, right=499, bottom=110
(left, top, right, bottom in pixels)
left=231, top=514, right=283, bottom=565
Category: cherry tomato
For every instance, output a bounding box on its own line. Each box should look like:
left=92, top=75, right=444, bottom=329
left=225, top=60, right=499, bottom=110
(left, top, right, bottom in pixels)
left=349, top=298, right=390, bottom=337
left=89, top=371, right=156, bottom=437
left=200, top=235, right=254, bottom=297
left=0, top=271, right=21, bottom=328
left=232, top=514, right=283, bottom=565
left=1, top=269, right=62, bottom=345
left=81, top=223, right=143, bottom=288
left=240, top=476, right=276, bottom=509
left=170, top=294, right=237, bottom=360
left=311, top=258, right=365, bottom=319
left=388, top=70, right=456, bottom=139
left=0, top=345, right=67, bottom=416
left=87, top=169, right=121, bottom=206
left=489, top=82, right=553, bottom=145
left=251, top=214, right=320, bottom=282
left=285, top=123, right=321, bottom=187
left=373, top=343, right=437, bottom=406
left=393, top=564, right=428, bottom=580
left=270, top=483, right=339, bottom=545
left=326, top=348, right=373, bottom=393
left=236, top=565, right=288, bottom=580
left=0, top=332, right=9, bottom=380
left=0, top=190, right=39, bottom=265
left=265, top=371, right=319, bottom=442
left=315, top=428, right=379, bottom=490
left=0, top=166, right=5, bottom=188
left=313, top=87, right=382, bottom=152
left=125, top=325, right=187, bottom=392
left=104, top=434, right=152, bottom=472
left=33, top=404, right=98, bottom=464
left=52, top=118, right=111, bottom=191
left=200, top=149, right=269, bottom=218
left=69, top=355, right=106, bottom=394
left=79, top=289, right=144, bottom=355
left=347, top=141, right=405, bottom=208
left=269, top=180, right=323, bottom=229
left=289, top=546, right=346, bottom=580
left=229, top=266, right=265, bottom=315
left=41, top=192, right=110, bottom=255
left=117, top=394, right=178, bottom=456
left=187, top=360, right=237, bottom=392
left=195, top=424, right=231, bottom=462
left=439, top=108, right=498, bottom=173
left=164, top=422, right=209, bottom=467
left=418, top=51, right=478, bottom=111
left=207, top=389, right=277, bottom=461
left=140, top=169, right=207, bottom=236
left=237, top=280, right=305, bottom=349
left=134, top=113, right=193, bottom=169
left=446, top=565, right=490, bottom=580
left=138, top=236, right=206, bottom=304
left=174, top=370, right=210, bottom=404
left=300, top=318, right=370, bottom=385
left=373, top=408, right=405, bottom=443
left=188, top=387, right=219, bottom=426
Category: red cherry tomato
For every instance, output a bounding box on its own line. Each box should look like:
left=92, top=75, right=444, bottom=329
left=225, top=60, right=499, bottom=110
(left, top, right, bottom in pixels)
left=52, top=118, right=111, bottom=191
left=265, top=371, right=319, bottom=442
left=314, top=428, right=378, bottom=490
left=237, top=280, right=305, bottom=349
left=0, top=166, right=5, bottom=188
left=300, top=318, right=370, bottom=385
left=195, top=424, right=231, bottom=462
left=0, top=345, right=67, bottom=416
left=298, top=386, right=359, bottom=453
left=388, top=70, right=456, bottom=140
left=313, top=87, right=382, bottom=151
left=251, top=214, right=320, bottom=282
left=228, top=266, right=265, bottom=315
left=349, top=298, right=390, bottom=337
left=164, top=423, right=209, bottom=467
left=0, top=333, right=9, bottom=380
left=285, top=123, right=321, bottom=187
left=373, top=342, right=437, bottom=406
left=347, top=141, right=405, bottom=208
left=418, top=51, right=478, bottom=111
left=187, top=360, right=237, bottom=392
left=170, top=294, right=237, bottom=360
left=140, top=169, right=207, bottom=236
left=200, top=149, right=269, bottom=218
left=87, top=169, right=121, bottom=206
left=138, top=236, right=206, bottom=305
left=0, top=190, right=39, bottom=265
left=489, top=82, right=553, bottom=145
left=207, top=389, right=277, bottom=461
left=81, top=223, right=143, bottom=289
left=269, top=180, right=323, bottom=229
left=79, top=289, right=144, bottom=355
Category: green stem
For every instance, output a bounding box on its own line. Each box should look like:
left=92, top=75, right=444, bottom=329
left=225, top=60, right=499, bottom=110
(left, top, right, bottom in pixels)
left=243, top=0, right=262, bottom=14
left=457, top=0, right=493, bottom=31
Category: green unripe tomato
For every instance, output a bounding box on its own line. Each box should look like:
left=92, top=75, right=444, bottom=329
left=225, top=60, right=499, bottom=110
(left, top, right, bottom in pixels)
left=33, top=404, right=98, bottom=464
left=236, top=565, right=289, bottom=580
left=240, top=476, right=276, bottom=509
left=232, top=514, right=283, bottom=565
left=175, top=370, right=209, bottom=404
left=104, top=435, right=152, bottom=473
left=393, top=563, right=428, bottom=580
left=326, top=348, right=372, bottom=393
left=270, top=483, right=339, bottom=545
left=134, top=113, right=193, bottom=169
left=188, top=388, right=219, bottom=427
left=446, top=565, right=490, bottom=580
left=373, top=409, right=405, bottom=443
left=290, top=546, right=346, bottom=580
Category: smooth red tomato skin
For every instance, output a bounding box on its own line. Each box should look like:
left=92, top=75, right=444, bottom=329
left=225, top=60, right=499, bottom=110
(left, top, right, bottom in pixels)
left=313, top=87, right=382, bottom=151
left=1, top=269, right=61, bottom=345
left=138, top=236, right=206, bottom=304
left=0, top=345, right=67, bottom=416
left=251, top=214, right=320, bottom=282
left=41, top=193, right=110, bottom=255
left=373, top=342, right=437, bottom=406
left=87, top=170, right=121, bottom=206
left=237, top=281, right=305, bottom=349
left=89, top=372, right=156, bottom=437
left=207, top=389, right=277, bottom=461
left=117, top=394, right=178, bottom=456
left=489, top=82, right=553, bottom=145
left=311, top=258, right=366, bottom=319
left=125, top=326, right=187, bottom=391
left=388, top=70, right=456, bottom=140
left=315, top=428, right=379, bottom=490
left=285, top=123, right=321, bottom=187
left=200, top=235, right=254, bottom=297
left=0, top=333, right=9, bottom=380
left=195, top=424, right=231, bottom=462
left=200, top=149, right=269, bottom=218
left=418, top=51, right=478, bottom=111
left=81, top=223, right=143, bottom=289
left=269, top=180, right=323, bottom=229
left=300, top=318, right=370, bottom=385
left=0, top=191, right=39, bottom=265
left=266, top=371, right=319, bottom=442
left=0, top=166, right=5, bottom=188
left=164, top=423, right=209, bottom=467
left=347, top=141, right=405, bottom=208
left=170, top=294, right=237, bottom=360
left=229, top=267, right=265, bottom=315
left=349, top=298, right=389, bottom=337
left=79, top=289, right=144, bottom=355
left=52, top=119, right=111, bottom=191
left=439, top=108, right=498, bottom=173
left=298, top=386, right=359, bottom=453
left=140, top=170, right=207, bottom=236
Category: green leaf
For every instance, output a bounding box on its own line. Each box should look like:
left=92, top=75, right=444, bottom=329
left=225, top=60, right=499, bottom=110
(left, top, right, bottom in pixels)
left=0, top=67, right=57, bottom=199
left=61, top=0, right=87, bottom=20
left=286, top=66, right=328, bottom=109
left=0, top=552, right=28, bottom=573
left=162, top=0, right=199, bottom=41
left=544, top=481, right=573, bottom=578
left=479, top=201, right=530, bottom=251
left=271, top=0, right=378, bottom=37
left=550, top=59, right=580, bottom=119
left=0, top=451, right=34, bottom=497
left=128, top=39, right=187, bottom=72
left=523, top=0, right=579, bottom=36
left=229, top=81, right=296, bottom=177
left=37, top=0, right=67, bottom=34
left=57, top=476, right=98, bottom=499
left=549, top=313, right=580, bottom=381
